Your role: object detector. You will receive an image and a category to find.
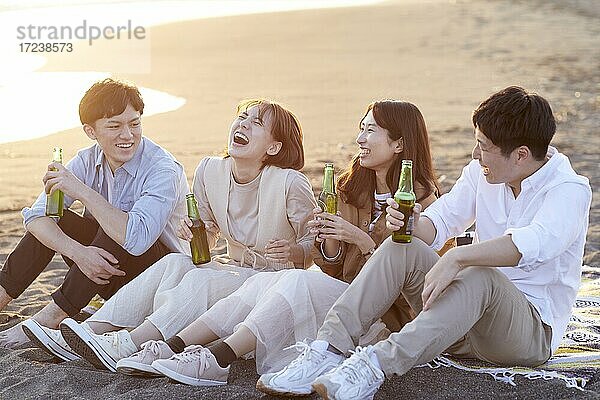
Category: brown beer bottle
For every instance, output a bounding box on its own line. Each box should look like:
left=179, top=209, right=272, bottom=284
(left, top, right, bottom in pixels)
left=186, top=193, right=211, bottom=265
left=318, top=163, right=337, bottom=214
left=45, top=147, right=64, bottom=217
left=392, top=160, right=416, bottom=243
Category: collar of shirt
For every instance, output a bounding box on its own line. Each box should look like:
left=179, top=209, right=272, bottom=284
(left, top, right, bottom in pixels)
left=93, top=137, right=146, bottom=178
left=517, top=146, right=558, bottom=194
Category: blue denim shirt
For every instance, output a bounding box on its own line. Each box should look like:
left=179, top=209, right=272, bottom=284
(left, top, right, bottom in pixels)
left=22, top=137, right=190, bottom=256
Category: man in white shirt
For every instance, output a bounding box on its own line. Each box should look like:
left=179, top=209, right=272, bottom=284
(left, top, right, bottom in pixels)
left=256, top=86, right=592, bottom=400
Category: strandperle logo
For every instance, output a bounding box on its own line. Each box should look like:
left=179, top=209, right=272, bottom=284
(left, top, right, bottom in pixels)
left=16, top=20, right=146, bottom=45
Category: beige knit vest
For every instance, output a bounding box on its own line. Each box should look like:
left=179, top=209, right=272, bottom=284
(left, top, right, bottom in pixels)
left=203, top=157, right=296, bottom=270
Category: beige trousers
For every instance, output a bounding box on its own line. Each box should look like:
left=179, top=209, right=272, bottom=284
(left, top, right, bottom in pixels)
left=317, top=237, right=552, bottom=376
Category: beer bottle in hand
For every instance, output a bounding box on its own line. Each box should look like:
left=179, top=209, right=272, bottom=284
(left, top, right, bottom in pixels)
left=45, top=147, right=64, bottom=217
left=186, top=193, right=211, bottom=265
left=318, top=163, right=337, bottom=214
left=392, top=160, right=416, bottom=243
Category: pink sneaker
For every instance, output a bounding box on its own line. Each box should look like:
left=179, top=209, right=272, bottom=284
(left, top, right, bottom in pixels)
left=152, top=345, right=229, bottom=386
left=116, top=340, right=175, bottom=377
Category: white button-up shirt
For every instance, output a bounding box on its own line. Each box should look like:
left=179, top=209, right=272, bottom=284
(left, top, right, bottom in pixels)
left=422, top=147, right=592, bottom=351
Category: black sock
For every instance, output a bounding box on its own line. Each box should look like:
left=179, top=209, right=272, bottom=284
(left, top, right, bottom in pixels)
left=207, top=341, right=238, bottom=368
left=327, top=343, right=344, bottom=355
left=165, top=335, right=186, bottom=354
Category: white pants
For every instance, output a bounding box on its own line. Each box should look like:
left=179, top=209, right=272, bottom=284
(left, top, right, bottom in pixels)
left=197, top=269, right=385, bottom=374
left=88, top=253, right=257, bottom=338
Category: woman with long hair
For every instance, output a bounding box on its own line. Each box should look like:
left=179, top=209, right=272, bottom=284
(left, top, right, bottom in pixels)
left=99, top=100, right=442, bottom=390
left=313, top=100, right=440, bottom=333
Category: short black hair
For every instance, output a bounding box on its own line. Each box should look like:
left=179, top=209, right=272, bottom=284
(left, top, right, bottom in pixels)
left=79, top=78, right=144, bottom=126
left=472, top=86, right=555, bottom=160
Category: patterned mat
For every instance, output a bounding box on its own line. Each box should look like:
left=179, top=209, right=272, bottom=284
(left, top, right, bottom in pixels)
left=420, top=265, right=600, bottom=391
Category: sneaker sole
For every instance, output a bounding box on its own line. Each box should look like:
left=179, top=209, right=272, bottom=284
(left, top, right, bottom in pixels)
left=313, top=379, right=378, bottom=400
left=152, top=361, right=227, bottom=386
left=21, top=321, right=79, bottom=362
left=116, top=358, right=162, bottom=377
left=255, top=378, right=313, bottom=397
left=59, top=320, right=117, bottom=372
left=312, top=382, right=331, bottom=400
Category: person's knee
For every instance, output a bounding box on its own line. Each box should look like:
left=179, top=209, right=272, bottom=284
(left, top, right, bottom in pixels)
left=178, top=267, right=210, bottom=290
left=455, top=267, right=503, bottom=291
left=280, top=269, right=306, bottom=283
left=378, top=236, right=432, bottom=256
left=375, top=237, right=436, bottom=274
left=161, top=253, right=189, bottom=264
left=149, top=253, right=189, bottom=273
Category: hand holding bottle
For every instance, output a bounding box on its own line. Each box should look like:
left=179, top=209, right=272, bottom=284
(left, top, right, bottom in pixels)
left=385, top=198, right=422, bottom=232
left=43, top=162, right=87, bottom=200
left=177, top=216, right=194, bottom=242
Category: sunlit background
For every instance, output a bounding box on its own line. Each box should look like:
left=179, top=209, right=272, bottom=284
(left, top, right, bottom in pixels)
left=0, top=0, right=382, bottom=144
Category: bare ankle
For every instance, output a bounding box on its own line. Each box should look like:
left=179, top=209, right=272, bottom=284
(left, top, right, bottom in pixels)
left=0, top=285, right=13, bottom=310
left=32, top=302, right=68, bottom=329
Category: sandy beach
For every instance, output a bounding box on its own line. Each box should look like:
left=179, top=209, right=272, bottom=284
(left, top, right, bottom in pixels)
left=0, top=0, right=598, bottom=398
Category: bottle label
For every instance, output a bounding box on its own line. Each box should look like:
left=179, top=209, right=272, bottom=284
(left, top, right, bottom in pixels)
left=405, top=215, right=414, bottom=235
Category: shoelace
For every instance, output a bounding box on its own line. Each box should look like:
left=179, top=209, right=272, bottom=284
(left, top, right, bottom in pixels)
left=282, top=340, right=323, bottom=370
left=337, top=346, right=381, bottom=386
left=171, top=345, right=211, bottom=373
left=109, top=332, right=122, bottom=351
left=137, top=340, right=163, bottom=358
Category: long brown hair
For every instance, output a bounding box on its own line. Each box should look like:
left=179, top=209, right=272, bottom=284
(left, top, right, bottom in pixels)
left=338, top=100, right=439, bottom=208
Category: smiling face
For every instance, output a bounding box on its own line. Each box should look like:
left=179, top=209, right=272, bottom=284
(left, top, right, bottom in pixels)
left=472, top=127, right=518, bottom=185
left=227, top=104, right=282, bottom=163
left=356, top=109, right=402, bottom=174
left=84, top=103, right=142, bottom=172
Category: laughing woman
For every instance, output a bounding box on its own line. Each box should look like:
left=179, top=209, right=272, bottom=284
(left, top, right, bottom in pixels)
left=107, top=100, right=441, bottom=389
left=26, top=99, right=317, bottom=371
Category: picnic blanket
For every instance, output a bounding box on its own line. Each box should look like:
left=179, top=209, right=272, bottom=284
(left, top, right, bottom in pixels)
left=418, top=265, right=600, bottom=390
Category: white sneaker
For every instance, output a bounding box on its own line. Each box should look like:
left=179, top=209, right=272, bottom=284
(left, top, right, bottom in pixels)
left=21, top=319, right=80, bottom=362
left=60, top=317, right=137, bottom=372
left=256, top=339, right=343, bottom=396
left=151, top=345, right=229, bottom=386
left=312, top=346, right=385, bottom=400
left=116, top=340, right=174, bottom=377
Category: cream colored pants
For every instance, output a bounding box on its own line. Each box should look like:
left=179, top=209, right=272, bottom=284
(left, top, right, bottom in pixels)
left=317, top=237, right=552, bottom=376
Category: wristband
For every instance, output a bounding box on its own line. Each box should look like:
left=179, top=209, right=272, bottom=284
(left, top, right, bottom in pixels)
left=320, top=241, right=343, bottom=262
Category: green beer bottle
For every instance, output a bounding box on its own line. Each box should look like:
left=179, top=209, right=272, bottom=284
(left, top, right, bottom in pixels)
left=45, top=147, right=64, bottom=218
left=392, top=160, right=416, bottom=243
left=318, top=163, right=337, bottom=214
left=186, top=193, right=211, bottom=265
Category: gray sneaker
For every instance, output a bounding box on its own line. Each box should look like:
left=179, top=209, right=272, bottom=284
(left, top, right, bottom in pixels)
left=116, top=340, right=174, bottom=377
left=151, top=345, right=229, bottom=386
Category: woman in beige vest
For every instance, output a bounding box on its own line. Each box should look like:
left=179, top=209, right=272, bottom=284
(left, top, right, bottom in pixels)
left=104, top=101, right=442, bottom=389
left=31, top=99, right=317, bottom=373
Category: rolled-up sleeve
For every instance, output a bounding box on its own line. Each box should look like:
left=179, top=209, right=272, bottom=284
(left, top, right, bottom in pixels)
left=285, top=172, right=318, bottom=268
left=124, top=164, right=181, bottom=256
left=22, top=154, right=85, bottom=228
left=422, top=160, right=478, bottom=251
left=505, top=182, right=592, bottom=272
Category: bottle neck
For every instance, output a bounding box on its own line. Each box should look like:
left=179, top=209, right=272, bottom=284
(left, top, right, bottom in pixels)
left=397, top=166, right=413, bottom=193
left=52, top=149, right=63, bottom=163
left=323, top=168, right=335, bottom=193
left=186, top=197, right=200, bottom=220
